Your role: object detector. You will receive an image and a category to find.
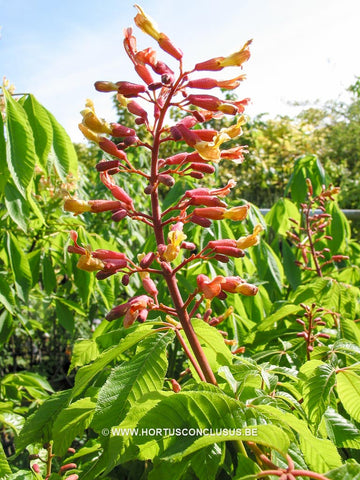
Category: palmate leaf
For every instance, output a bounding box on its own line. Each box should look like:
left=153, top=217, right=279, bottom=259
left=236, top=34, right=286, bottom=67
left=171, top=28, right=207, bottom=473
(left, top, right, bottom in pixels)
left=3, top=89, right=36, bottom=197
left=52, top=397, right=97, bottom=456
left=336, top=370, right=360, bottom=422
left=91, top=330, right=174, bottom=431
left=301, top=363, right=336, bottom=427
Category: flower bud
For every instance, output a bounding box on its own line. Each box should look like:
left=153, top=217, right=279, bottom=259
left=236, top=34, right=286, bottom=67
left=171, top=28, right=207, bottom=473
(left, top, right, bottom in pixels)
left=190, top=215, right=212, bottom=228
left=60, top=463, right=78, bottom=473
left=111, top=123, right=136, bottom=137
left=159, top=174, right=175, bottom=187
left=181, top=241, right=196, bottom=250
left=111, top=209, right=128, bottom=222
left=193, top=207, right=226, bottom=220
left=190, top=163, right=216, bottom=174
left=170, top=378, right=181, bottom=393
left=189, top=171, right=204, bottom=179
left=214, top=254, right=230, bottom=263
left=65, top=476, right=79, bottom=480
left=142, top=277, right=158, bottom=298
left=134, top=64, right=154, bottom=85
left=98, top=138, right=128, bottom=160
left=165, top=152, right=189, bottom=165
left=96, top=160, right=121, bottom=171
left=122, top=274, right=130, bottom=286
left=140, top=252, right=156, bottom=268
left=116, top=81, right=146, bottom=97
left=32, top=464, right=41, bottom=473
left=89, top=200, right=123, bottom=213
left=94, top=81, right=118, bottom=92
left=212, top=246, right=245, bottom=257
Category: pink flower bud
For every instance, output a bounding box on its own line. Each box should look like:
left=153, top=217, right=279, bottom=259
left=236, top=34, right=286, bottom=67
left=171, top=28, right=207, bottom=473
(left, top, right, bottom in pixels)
left=190, top=215, right=212, bottom=228
left=136, top=309, right=149, bottom=324
left=176, top=124, right=199, bottom=147
left=177, top=116, right=198, bottom=129
left=212, top=246, right=245, bottom=257
left=317, top=333, right=331, bottom=339
left=159, top=174, right=175, bottom=187
left=189, top=171, right=204, bottom=179
left=186, top=78, right=219, bottom=89
left=106, top=302, right=130, bottom=321
left=297, top=332, right=308, bottom=339
left=96, top=160, right=121, bottom=171
left=181, top=241, right=196, bottom=250
left=111, top=209, right=128, bottom=222
left=142, top=277, right=158, bottom=297
left=189, top=196, right=227, bottom=207
left=60, top=463, right=78, bottom=473
left=140, top=252, right=156, bottom=268
left=192, top=110, right=206, bottom=123
left=332, top=255, right=350, bottom=262
left=100, top=172, right=134, bottom=209
left=190, top=163, right=216, bottom=174
left=122, top=274, right=130, bottom=286
left=65, top=476, right=79, bottom=480
left=207, top=239, right=237, bottom=248
left=111, top=123, right=136, bottom=137
left=116, top=81, right=146, bottom=97
left=134, top=64, right=154, bottom=85
left=165, top=152, right=189, bottom=165
left=187, top=94, right=222, bottom=111
left=92, top=250, right=127, bottom=260
left=170, top=126, right=183, bottom=141
left=123, top=135, right=138, bottom=146
left=214, top=254, right=230, bottom=263
left=127, top=100, right=148, bottom=122
left=32, top=464, right=41, bottom=473
left=89, top=200, right=123, bottom=213
left=170, top=378, right=181, bottom=393
left=67, top=448, right=76, bottom=454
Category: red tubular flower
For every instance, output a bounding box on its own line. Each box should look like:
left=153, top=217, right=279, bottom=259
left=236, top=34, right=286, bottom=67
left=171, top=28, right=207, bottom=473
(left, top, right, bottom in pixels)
left=197, top=274, right=225, bottom=299
left=142, top=277, right=158, bottom=298
left=186, top=94, right=223, bottom=111
left=189, top=215, right=212, bottom=228
left=211, top=246, right=245, bottom=257
left=111, top=209, right=128, bottom=222
left=98, top=138, right=128, bottom=161
left=126, top=100, right=148, bottom=123
left=91, top=250, right=127, bottom=260
left=193, top=129, right=218, bottom=141
left=207, top=239, right=237, bottom=248
left=110, top=123, right=136, bottom=137
left=190, top=163, right=216, bottom=174
left=106, top=295, right=154, bottom=327
left=220, top=146, right=247, bottom=163
left=193, top=207, right=226, bottom=220
left=115, top=81, right=146, bottom=97
left=135, top=64, right=155, bottom=85
left=188, top=196, right=227, bottom=207
left=195, top=40, right=252, bottom=71
left=88, top=200, right=124, bottom=213
left=96, top=160, right=121, bottom=172
left=175, top=124, right=200, bottom=147
left=100, top=172, right=134, bottom=209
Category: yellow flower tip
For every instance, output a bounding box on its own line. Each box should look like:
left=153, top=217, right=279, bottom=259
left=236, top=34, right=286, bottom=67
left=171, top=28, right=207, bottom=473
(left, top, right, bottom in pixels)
left=85, top=98, right=95, bottom=111
left=168, top=230, right=186, bottom=248
left=223, top=204, right=250, bottom=221
left=64, top=198, right=92, bottom=215
left=134, top=4, right=161, bottom=41
left=194, top=132, right=230, bottom=162
left=78, top=123, right=100, bottom=144
left=219, top=39, right=252, bottom=68
left=236, top=223, right=264, bottom=249
left=81, top=109, right=112, bottom=135
left=163, top=244, right=180, bottom=262
left=77, top=253, right=104, bottom=272
left=235, top=283, right=258, bottom=296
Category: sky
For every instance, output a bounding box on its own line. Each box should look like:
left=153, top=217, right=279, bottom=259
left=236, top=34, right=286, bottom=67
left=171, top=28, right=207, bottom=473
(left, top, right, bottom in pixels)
left=1, top=0, right=360, bottom=142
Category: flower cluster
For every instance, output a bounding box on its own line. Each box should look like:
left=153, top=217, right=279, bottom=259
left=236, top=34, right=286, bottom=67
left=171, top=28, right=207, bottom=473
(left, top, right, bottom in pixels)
left=65, top=5, right=261, bottom=380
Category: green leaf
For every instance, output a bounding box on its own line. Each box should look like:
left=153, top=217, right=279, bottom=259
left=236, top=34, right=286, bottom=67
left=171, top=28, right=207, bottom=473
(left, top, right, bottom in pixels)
left=68, top=339, right=100, bottom=374
left=42, top=254, right=57, bottom=295
left=0, top=443, right=12, bottom=477
left=4, top=181, right=30, bottom=232
left=282, top=239, right=302, bottom=290
left=92, top=330, right=174, bottom=432
left=47, top=109, right=78, bottom=180
left=0, top=310, right=14, bottom=346
left=53, top=296, right=86, bottom=316
left=190, top=444, right=224, bottom=480
left=0, top=109, right=10, bottom=193
left=52, top=397, right=96, bottom=456
left=285, top=154, right=326, bottom=204
left=0, top=274, right=16, bottom=314
left=22, top=94, right=53, bottom=169
left=253, top=404, right=342, bottom=472
left=326, top=463, right=360, bottom=480
left=257, top=303, right=301, bottom=332
left=16, top=390, right=71, bottom=451
left=324, top=407, right=360, bottom=448
left=6, top=232, right=32, bottom=302
left=336, top=370, right=360, bottom=422
left=118, top=391, right=289, bottom=463
left=327, top=201, right=351, bottom=253
left=71, top=324, right=160, bottom=399
left=265, top=198, right=300, bottom=236
left=184, top=319, right=233, bottom=375
left=301, top=363, right=336, bottom=427
left=3, top=89, right=36, bottom=197
left=55, top=299, right=74, bottom=333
